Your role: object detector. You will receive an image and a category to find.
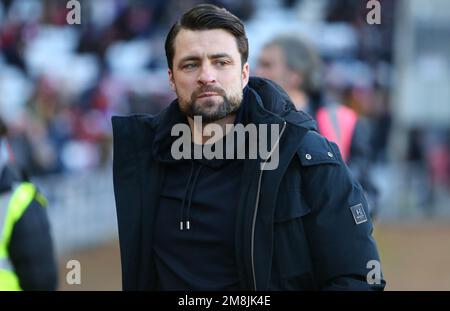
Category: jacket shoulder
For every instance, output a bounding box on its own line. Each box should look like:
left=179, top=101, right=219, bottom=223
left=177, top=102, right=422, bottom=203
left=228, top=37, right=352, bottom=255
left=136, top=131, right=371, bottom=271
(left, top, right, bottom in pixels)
left=284, top=109, right=316, bottom=128
left=296, top=130, right=342, bottom=167
left=111, top=114, right=159, bottom=155
left=111, top=114, right=158, bottom=139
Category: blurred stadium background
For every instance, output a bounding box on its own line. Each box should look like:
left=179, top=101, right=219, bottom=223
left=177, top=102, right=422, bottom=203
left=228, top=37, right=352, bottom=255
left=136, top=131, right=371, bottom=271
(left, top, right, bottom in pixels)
left=0, top=0, right=449, bottom=290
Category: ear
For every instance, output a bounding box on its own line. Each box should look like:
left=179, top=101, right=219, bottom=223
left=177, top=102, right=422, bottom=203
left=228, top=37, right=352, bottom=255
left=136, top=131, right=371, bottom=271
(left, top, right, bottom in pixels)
left=242, top=62, right=250, bottom=88
left=168, top=69, right=176, bottom=91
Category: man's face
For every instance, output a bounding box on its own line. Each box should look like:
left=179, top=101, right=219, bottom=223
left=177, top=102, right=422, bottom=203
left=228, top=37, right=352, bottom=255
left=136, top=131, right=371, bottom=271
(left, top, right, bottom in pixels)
left=168, top=28, right=249, bottom=123
left=255, top=44, right=291, bottom=90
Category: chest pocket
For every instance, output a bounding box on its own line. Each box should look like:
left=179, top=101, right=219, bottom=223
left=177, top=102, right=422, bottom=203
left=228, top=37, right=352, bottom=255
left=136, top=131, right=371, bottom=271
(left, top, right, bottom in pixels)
left=274, top=157, right=310, bottom=223
left=274, top=137, right=341, bottom=223
left=271, top=142, right=340, bottom=288
left=272, top=158, right=314, bottom=287
left=274, top=189, right=310, bottom=223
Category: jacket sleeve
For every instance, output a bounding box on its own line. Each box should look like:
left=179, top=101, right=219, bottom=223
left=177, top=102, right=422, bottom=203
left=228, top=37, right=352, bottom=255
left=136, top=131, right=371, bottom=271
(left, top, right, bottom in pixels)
left=8, top=197, right=58, bottom=291
left=298, top=131, right=385, bottom=290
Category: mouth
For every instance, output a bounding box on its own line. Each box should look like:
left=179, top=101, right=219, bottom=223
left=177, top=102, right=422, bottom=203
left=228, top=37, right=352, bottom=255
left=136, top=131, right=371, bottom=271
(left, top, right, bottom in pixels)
left=197, top=92, right=220, bottom=98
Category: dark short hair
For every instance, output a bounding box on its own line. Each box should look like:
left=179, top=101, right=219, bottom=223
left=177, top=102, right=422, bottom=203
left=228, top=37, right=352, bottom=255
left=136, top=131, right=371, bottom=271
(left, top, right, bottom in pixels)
left=165, top=4, right=248, bottom=71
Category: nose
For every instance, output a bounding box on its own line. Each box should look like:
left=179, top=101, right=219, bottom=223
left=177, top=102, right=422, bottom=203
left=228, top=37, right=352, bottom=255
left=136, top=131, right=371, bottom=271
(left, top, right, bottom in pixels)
left=197, top=63, right=216, bottom=85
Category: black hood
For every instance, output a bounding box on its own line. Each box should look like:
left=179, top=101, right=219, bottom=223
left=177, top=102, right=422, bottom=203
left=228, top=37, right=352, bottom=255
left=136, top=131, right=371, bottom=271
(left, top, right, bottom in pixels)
left=241, top=77, right=316, bottom=130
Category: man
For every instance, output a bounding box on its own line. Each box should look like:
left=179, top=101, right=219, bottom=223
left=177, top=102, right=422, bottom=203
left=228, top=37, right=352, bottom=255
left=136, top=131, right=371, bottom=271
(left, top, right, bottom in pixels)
left=0, top=117, right=58, bottom=291
left=256, top=36, right=379, bottom=217
left=112, top=4, right=385, bottom=290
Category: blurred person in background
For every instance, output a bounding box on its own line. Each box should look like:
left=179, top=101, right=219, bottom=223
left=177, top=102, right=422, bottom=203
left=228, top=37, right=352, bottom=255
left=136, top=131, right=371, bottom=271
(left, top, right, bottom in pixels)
left=112, top=4, right=384, bottom=291
left=0, top=117, right=58, bottom=291
left=256, top=35, right=379, bottom=218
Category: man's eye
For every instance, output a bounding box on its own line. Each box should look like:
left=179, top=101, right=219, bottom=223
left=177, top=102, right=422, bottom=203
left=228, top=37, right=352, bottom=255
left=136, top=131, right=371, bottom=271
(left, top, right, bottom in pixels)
left=215, top=60, right=228, bottom=67
left=183, top=63, right=198, bottom=69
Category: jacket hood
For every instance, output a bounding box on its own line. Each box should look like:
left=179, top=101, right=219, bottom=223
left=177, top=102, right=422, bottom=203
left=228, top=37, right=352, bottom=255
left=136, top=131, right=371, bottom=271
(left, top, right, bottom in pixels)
left=246, top=77, right=317, bottom=130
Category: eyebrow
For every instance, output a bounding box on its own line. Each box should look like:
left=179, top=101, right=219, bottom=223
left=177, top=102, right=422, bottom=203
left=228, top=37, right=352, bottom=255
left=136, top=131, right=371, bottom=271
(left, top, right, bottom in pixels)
left=178, top=53, right=233, bottom=65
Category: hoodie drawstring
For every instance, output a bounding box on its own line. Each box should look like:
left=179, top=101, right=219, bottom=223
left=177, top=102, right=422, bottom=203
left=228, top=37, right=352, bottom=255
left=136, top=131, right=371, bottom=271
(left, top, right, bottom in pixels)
left=184, top=165, right=203, bottom=230
left=180, top=161, right=195, bottom=230
left=179, top=161, right=203, bottom=231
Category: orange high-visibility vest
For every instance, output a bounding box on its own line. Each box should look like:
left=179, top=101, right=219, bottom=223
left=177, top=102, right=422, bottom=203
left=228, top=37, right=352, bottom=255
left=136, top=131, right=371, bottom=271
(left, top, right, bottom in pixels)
left=316, top=104, right=358, bottom=163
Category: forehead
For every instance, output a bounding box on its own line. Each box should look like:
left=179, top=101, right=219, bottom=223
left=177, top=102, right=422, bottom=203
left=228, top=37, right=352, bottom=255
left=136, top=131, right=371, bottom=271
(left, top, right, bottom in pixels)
left=173, top=28, right=240, bottom=60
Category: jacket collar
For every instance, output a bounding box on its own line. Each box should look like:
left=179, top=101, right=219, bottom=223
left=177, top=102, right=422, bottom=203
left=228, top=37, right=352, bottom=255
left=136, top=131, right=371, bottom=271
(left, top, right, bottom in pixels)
left=150, top=77, right=316, bottom=162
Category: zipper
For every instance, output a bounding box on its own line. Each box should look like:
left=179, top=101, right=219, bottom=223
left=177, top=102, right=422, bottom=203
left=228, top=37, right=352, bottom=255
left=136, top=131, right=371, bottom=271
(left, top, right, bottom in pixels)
left=251, top=121, right=287, bottom=290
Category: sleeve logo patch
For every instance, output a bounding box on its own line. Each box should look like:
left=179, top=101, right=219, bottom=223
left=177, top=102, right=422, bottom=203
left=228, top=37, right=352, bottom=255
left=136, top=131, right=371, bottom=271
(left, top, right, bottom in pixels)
left=350, top=203, right=368, bottom=224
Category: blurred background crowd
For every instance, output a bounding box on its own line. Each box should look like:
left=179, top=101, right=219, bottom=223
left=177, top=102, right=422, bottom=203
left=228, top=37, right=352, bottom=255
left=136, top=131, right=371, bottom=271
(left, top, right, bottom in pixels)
left=0, top=0, right=449, bottom=290
left=0, top=0, right=399, bottom=175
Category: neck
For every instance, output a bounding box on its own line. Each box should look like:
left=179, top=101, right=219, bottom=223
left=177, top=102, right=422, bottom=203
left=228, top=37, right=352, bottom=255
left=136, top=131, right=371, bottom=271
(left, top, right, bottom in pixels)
left=187, top=113, right=236, bottom=145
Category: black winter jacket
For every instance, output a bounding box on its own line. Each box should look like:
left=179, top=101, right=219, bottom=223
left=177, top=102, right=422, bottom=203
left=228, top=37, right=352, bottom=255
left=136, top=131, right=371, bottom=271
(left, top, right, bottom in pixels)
left=112, top=77, right=385, bottom=290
